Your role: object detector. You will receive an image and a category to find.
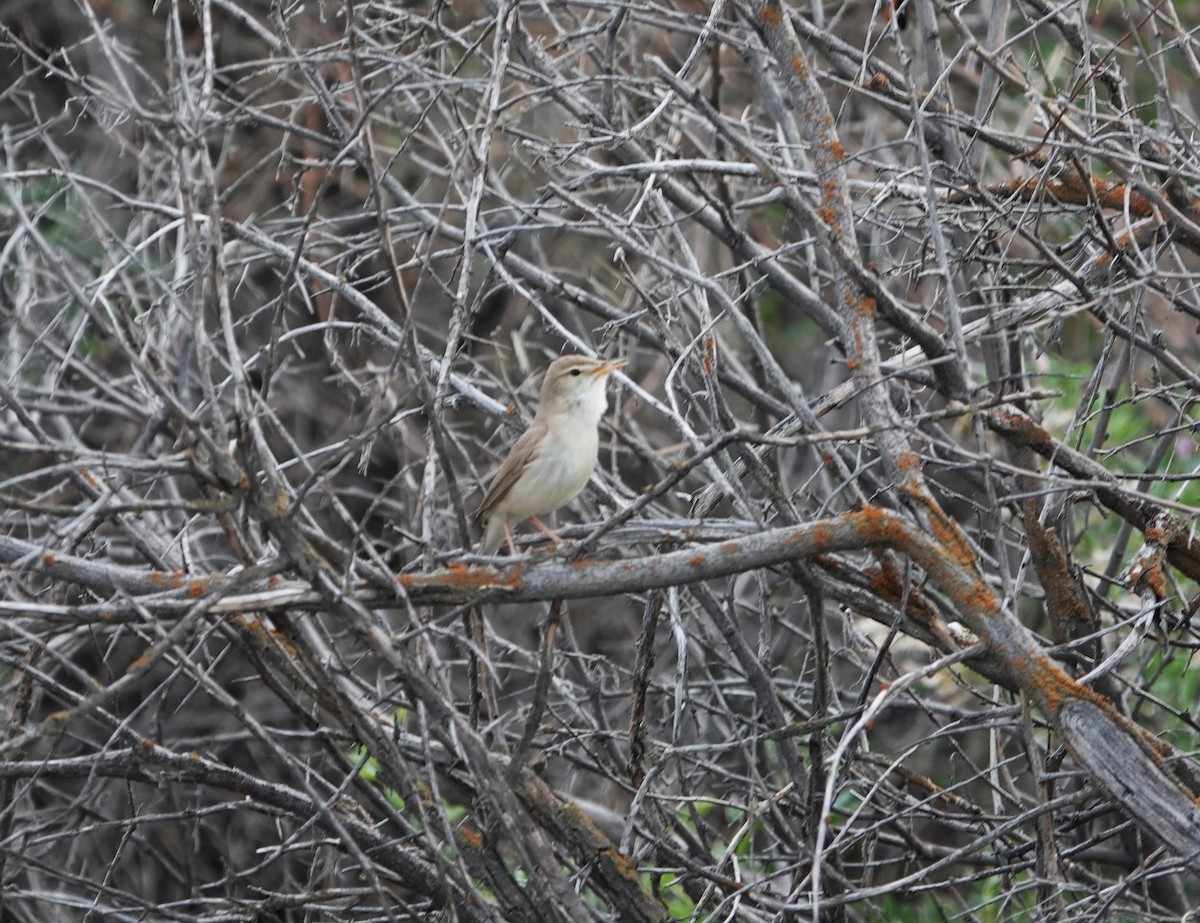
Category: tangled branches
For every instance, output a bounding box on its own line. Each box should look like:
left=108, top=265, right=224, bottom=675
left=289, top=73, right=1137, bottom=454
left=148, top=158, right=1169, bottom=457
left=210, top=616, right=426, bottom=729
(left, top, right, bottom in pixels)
left=2, top=0, right=1200, bottom=919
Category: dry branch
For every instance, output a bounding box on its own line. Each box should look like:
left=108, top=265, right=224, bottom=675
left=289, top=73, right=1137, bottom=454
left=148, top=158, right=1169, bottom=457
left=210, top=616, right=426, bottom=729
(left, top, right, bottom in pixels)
left=4, top=0, right=1200, bottom=919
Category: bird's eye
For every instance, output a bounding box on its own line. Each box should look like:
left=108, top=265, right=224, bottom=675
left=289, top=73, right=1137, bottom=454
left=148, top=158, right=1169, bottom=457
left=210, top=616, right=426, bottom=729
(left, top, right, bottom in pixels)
left=569, top=369, right=582, bottom=376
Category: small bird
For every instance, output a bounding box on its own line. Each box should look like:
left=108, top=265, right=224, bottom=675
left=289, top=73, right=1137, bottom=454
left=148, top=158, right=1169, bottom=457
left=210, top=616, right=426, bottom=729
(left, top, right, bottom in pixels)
left=477, top=354, right=628, bottom=555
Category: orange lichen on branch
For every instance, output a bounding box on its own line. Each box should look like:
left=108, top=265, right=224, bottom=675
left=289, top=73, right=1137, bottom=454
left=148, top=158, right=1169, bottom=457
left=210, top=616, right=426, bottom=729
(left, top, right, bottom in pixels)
left=847, top=330, right=863, bottom=368
left=188, top=578, right=209, bottom=598
left=400, top=561, right=522, bottom=591
left=821, top=176, right=842, bottom=215
left=1146, top=736, right=1174, bottom=761
left=77, top=466, right=103, bottom=490
left=866, top=72, right=893, bottom=93
left=1144, top=517, right=1172, bottom=545
left=147, top=570, right=186, bottom=589
left=1023, top=497, right=1098, bottom=645
left=1095, top=220, right=1163, bottom=267
left=598, top=845, right=641, bottom=883
left=1127, top=555, right=1168, bottom=599
left=847, top=504, right=907, bottom=547
left=232, top=614, right=296, bottom=656
left=809, top=518, right=836, bottom=550
left=1019, top=651, right=1108, bottom=717
left=1044, top=172, right=1153, bottom=215
left=866, top=552, right=906, bottom=601
left=1085, top=179, right=1153, bottom=215
left=926, top=505, right=976, bottom=569
left=957, top=572, right=999, bottom=617
left=1144, top=564, right=1167, bottom=599
left=758, top=2, right=783, bottom=26
left=949, top=174, right=1155, bottom=216
left=1126, top=520, right=1173, bottom=600
left=262, top=486, right=291, bottom=518
left=863, top=553, right=948, bottom=641
left=999, top=410, right=1051, bottom=444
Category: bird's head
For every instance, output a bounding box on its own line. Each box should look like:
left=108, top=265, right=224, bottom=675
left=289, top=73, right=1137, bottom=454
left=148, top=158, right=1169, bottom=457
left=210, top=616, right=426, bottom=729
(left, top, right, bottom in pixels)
left=538, top=354, right=628, bottom=416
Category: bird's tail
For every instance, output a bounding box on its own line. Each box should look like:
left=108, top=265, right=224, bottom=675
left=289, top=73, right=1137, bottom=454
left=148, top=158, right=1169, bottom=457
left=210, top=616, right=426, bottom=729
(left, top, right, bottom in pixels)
left=478, top=516, right=506, bottom=555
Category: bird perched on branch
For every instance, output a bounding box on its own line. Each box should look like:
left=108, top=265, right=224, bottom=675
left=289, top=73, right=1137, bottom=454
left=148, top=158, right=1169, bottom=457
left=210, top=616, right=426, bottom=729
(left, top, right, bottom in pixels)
left=477, top=354, right=627, bottom=556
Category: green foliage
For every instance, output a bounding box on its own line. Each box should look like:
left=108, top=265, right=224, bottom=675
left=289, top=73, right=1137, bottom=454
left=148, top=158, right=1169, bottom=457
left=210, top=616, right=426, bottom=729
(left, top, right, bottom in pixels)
left=1142, top=645, right=1200, bottom=745
left=643, top=871, right=695, bottom=920
left=875, top=891, right=946, bottom=923
left=349, top=745, right=407, bottom=811
left=19, top=174, right=101, bottom=264
left=1035, top=351, right=1200, bottom=571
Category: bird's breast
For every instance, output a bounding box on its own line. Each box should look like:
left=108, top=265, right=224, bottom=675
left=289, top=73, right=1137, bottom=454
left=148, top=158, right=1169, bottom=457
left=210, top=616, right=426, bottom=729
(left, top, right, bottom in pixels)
left=503, top=420, right=599, bottom=518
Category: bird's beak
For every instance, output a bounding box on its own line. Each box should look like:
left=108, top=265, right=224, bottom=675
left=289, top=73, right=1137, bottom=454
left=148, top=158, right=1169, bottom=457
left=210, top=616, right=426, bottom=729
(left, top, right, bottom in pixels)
left=593, top=357, right=629, bottom=376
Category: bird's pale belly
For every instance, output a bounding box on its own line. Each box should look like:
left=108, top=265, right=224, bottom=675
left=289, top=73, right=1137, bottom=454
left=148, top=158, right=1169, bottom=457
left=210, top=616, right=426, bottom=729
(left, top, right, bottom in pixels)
left=503, top=434, right=598, bottom=518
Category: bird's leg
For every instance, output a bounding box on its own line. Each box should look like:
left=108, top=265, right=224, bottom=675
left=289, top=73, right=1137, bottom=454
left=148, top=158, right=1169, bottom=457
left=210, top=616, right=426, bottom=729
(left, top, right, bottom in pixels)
left=504, top=520, right=519, bottom=556
left=529, top=516, right=571, bottom=548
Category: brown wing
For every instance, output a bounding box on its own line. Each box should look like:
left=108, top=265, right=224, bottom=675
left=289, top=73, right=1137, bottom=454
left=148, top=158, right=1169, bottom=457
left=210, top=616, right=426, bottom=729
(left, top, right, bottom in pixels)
left=477, top=420, right=546, bottom=522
